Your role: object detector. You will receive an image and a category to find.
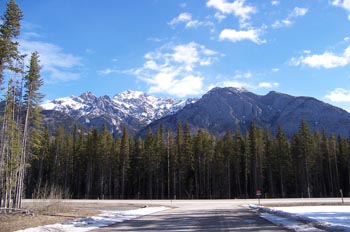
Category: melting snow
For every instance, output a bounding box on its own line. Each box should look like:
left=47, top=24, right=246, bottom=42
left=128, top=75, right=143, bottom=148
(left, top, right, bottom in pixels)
left=251, top=205, right=350, bottom=231
left=16, top=206, right=169, bottom=232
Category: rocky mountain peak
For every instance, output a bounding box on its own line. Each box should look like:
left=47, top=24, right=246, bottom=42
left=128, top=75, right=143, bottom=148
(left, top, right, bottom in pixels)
left=114, top=90, right=147, bottom=100
left=141, top=87, right=350, bottom=137
left=79, top=91, right=96, bottom=100
left=41, top=90, right=193, bottom=136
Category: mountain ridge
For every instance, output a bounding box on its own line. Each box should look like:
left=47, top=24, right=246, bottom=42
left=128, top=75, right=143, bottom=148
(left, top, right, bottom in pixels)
left=42, top=87, right=350, bottom=137
left=140, top=87, right=350, bottom=137
left=41, top=90, right=197, bottom=136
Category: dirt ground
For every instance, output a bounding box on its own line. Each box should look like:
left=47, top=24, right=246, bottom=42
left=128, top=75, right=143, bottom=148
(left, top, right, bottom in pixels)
left=0, top=200, right=141, bottom=232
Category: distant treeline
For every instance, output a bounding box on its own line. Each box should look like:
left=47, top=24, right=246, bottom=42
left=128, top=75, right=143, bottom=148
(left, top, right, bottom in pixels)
left=26, top=121, right=350, bottom=199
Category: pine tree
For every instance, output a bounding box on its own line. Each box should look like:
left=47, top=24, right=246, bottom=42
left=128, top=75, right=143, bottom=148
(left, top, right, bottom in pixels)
left=71, top=126, right=85, bottom=198
left=97, top=125, right=110, bottom=199
left=120, top=127, right=129, bottom=199
left=273, top=126, right=291, bottom=197
left=247, top=123, right=265, bottom=197
left=129, top=137, right=144, bottom=199
left=0, top=0, right=23, bottom=87
left=100, top=125, right=114, bottom=199
left=193, top=129, right=215, bottom=198
left=293, top=120, right=315, bottom=198
left=154, top=126, right=166, bottom=198
left=222, top=129, right=233, bottom=198
left=14, top=52, right=43, bottom=208
left=0, top=0, right=24, bottom=209
left=183, top=123, right=194, bottom=198
left=175, top=123, right=184, bottom=198
left=264, top=128, right=275, bottom=197
left=232, top=129, right=244, bottom=197
left=86, top=128, right=99, bottom=198
left=1, top=81, right=23, bottom=208
left=142, top=129, right=152, bottom=198
left=193, top=130, right=205, bottom=198
left=166, top=129, right=174, bottom=199
left=29, top=126, right=50, bottom=196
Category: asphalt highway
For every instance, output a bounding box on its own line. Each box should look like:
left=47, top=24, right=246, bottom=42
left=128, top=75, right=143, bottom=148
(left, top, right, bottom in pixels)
left=92, top=199, right=291, bottom=231
left=24, top=198, right=347, bottom=231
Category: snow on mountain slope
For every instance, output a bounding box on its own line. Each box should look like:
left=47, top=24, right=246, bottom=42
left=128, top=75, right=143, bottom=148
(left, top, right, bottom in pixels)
left=41, top=90, right=196, bottom=135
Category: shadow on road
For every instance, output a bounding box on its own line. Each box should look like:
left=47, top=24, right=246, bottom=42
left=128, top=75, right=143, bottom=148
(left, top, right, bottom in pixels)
left=95, top=208, right=288, bottom=231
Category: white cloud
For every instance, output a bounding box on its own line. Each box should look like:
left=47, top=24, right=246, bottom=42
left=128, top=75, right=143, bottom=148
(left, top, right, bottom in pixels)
left=47, top=68, right=81, bottom=82
left=206, top=0, right=256, bottom=28
left=169, top=12, right=213, bottom=29
left=292, top=46, right=350, bottom=68
left=271, top=0, right=280, bottom=6
left=272, top=20, right=292, bottom=28
left=332, top=0, right=350, bottom=20
left=272, top=68, right=279, bottom=72
left=212, top=80, right=279, bottom=90
left=234, top=71, right=252, bottom=79
left=325, top=88, right=350, bottom=102
left=169, top=12, right=192, bottom=26
left=301, top=53, right=348, bottom=68
left=149, top=75, right=203, bottom=97
left=258, top=82, right=279, bottom=88
left=98, top=68, right=120, bottom=75
left=291, top=7, right=308, bottom=17
left=272, top=7, right=308, bottom=28
left=21, top=32, right=42, bottom=40
left=214, top=12, right=226, bottom=21
left=19, top=39, right=83, bottom=83
left=171, top=42, right=217, bottom=70
left=219, top=28, right=265, bottom=44
left=129, top=42, right=220, bottom=97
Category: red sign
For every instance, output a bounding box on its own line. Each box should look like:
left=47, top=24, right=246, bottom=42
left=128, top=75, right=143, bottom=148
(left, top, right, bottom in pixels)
left=256, top=190, right=262, bottom=196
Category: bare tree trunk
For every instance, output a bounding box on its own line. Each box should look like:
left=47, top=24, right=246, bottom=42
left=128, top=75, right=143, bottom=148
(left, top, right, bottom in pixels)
left=227, top=160, right=231, bottom=199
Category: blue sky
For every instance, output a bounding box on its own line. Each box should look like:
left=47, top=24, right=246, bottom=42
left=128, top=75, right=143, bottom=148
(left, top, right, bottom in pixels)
left=8, top=0, right=350, bottom=110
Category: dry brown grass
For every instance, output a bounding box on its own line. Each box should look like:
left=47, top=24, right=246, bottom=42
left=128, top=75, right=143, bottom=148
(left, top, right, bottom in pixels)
left=0, top=202, right=100, bottom=232
left=0, top=200, right=143, bottom=232
left=0, top=214, right=80, bottom=232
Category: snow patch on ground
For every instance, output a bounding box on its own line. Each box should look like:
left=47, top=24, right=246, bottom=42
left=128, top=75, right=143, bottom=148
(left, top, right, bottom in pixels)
left=251, top=205, right=350, bottom=232
left=16, top=206, right=169, bottom=232
left=259, top=212, right=324, bottom=231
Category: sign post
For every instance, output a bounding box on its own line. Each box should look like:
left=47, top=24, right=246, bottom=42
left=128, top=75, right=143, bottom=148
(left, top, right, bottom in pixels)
left=256, top=190, right=262, bottom=206
left=340, top=189, right=344, bottom=204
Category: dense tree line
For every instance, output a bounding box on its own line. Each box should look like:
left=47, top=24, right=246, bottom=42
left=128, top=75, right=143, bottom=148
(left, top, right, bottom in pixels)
left=26, top=121, right=350, bottom=199
left=0, top=0, right=44, bottom=208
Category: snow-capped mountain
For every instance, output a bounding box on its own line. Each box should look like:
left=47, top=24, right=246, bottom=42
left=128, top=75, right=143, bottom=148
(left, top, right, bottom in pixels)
left=41, top=87, right=350, bottom=138
left=41, top=90, right=197, bottom=135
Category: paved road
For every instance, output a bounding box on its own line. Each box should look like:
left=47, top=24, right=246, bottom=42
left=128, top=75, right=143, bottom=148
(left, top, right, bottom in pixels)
left=92, top=200, right=289, bottom=231
left=23, top=198, right=347, bottom=231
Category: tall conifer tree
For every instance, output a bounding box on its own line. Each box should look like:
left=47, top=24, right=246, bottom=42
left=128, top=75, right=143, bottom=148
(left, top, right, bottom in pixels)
left=14, top=52, right=43, bottom=208
left=0, top=0, right=23, bottom=87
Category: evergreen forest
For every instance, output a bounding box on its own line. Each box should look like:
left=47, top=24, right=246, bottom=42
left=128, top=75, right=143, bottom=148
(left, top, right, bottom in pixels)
left=26, top=122, right=350, bottom=200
